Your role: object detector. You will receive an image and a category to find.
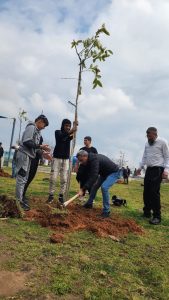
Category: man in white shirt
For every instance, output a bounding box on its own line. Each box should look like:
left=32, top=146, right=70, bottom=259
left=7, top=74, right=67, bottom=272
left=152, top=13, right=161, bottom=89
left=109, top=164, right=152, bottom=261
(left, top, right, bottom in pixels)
left=137, top=127, right=169, bottom=225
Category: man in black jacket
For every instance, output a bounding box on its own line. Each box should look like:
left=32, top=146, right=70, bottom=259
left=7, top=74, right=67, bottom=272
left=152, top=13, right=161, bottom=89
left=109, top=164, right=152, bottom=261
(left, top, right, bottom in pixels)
left=80, top=136, right=98, bottom=154
left=47, top=119, right=78, bottom=204
left=77, top=150, right=121, bottom=217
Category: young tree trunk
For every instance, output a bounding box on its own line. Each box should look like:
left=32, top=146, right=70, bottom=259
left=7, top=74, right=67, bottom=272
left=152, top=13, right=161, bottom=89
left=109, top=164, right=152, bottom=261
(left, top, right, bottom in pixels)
left=65, top=64, right=82, bottom=201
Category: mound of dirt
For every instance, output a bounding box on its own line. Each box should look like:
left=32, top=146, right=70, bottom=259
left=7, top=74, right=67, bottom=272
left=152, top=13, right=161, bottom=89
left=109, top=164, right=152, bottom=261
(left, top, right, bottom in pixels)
left=0, top=195, right=22, bottom=218
left=0, top=169, right=11, bottom=177
left=24, top=202, right=144, bottom=242
left=0, top=271, right=27, bottom=297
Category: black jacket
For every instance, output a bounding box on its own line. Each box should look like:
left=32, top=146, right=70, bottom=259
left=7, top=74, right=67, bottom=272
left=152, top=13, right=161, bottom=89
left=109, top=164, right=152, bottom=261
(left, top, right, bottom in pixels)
left=82, top=153, right=119, bottom=190
left=53, top=130, right=73, bottom=159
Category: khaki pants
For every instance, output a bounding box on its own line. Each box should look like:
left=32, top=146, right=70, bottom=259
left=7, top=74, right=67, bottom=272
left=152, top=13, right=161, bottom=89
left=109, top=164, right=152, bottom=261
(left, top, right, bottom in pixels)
left=49, top=158, right=69, bottom=196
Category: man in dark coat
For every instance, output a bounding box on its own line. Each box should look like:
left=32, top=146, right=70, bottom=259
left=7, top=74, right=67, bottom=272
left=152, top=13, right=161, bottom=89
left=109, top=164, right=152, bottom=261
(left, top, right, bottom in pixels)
left=77, top=150, right=121, bottom=217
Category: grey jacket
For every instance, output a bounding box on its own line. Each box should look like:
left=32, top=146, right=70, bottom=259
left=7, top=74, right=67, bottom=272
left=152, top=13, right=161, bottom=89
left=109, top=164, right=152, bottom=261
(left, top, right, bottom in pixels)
left=19, top=122, right=41, bottom=158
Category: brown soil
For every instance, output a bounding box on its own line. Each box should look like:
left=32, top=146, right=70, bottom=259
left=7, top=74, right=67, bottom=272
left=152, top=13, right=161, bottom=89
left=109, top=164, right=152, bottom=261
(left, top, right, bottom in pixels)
left=0, top=271, right=27, bottom=297
left=0, top=169, right=11, bottom=177
left=24, top=201, right=144, bottom=243
left=0, top=195, right=22, bottom=218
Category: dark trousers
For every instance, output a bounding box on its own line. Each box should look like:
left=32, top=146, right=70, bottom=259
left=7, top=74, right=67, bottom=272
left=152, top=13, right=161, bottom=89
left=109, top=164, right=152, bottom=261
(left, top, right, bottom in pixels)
left=23, top=157, right=39, bottom=198
left=123, top=176, right=128, bottom=184
left=143, top=166, right=164, bottom=218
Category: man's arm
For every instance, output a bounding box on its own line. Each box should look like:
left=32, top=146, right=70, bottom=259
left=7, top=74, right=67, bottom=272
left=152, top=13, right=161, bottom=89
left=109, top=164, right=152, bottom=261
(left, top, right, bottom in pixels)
left=93, top=147, right=98, bottom=154
left=162, top=141, right=169, bottom=178
left=137, top=147, right=146, bottom=175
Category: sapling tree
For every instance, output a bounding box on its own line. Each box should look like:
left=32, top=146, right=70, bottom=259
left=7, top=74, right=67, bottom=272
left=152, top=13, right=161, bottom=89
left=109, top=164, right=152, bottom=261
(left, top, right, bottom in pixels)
left=65, top=24, right=113, bottom=200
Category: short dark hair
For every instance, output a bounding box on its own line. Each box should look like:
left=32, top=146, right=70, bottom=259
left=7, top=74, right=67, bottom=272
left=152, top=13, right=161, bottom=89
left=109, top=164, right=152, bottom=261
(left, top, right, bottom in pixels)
left=84, top=136, right=92, bottom=142
left=146, top=127, right=157, bottom=134
left=35, top=115, right=49, bottom=126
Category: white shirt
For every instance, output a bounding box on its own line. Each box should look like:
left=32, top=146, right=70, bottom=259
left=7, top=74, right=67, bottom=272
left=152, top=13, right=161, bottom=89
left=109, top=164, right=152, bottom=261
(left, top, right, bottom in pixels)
left=140, top=137, right=169, bottom=172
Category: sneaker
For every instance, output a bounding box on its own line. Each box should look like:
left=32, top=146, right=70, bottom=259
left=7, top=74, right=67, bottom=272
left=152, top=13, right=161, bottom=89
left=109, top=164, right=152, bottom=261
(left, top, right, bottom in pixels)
left=149, top=218, right=161, bottom=225
left=83, top=202, right=93, bottom=209
left=46, top=194, right=54, bottom=204
left=99, top=211, right=110, bottom=218
left=58, top=194, right=64, bottom=204
left=20, top=201, right=30, bottom=211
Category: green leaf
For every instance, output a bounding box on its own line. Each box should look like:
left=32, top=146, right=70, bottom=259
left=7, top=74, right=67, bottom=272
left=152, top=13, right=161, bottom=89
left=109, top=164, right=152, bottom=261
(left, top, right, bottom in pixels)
left=97, top=80, right=103, bottom=87
left=71, top=40, right=77, bottom=48
left=108, top=50, right=113, bottom=54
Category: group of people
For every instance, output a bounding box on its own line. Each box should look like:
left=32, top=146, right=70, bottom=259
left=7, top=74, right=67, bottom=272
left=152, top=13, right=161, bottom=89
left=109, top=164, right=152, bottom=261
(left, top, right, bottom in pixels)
left=10, top=114, right=169, bottom=224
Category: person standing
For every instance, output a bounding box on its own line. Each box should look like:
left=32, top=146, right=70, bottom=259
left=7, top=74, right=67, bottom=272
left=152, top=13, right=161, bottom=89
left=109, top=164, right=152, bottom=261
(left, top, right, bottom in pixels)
left=123, top=166, right=130, bottom=184
left=80, top=136, right=98, bottom=154
left=122, top=167, right=128, bottom=184
left=137, top=127, right=169, bottom=225
left=47, top=119, right=78, bottom=204
left=77, top=150, right=121, bottom=217
left=0, top=142, right=4, bottom=170
left=16, top=115, right=50, bottom=210
left=22, top=136, right=52, bottom=201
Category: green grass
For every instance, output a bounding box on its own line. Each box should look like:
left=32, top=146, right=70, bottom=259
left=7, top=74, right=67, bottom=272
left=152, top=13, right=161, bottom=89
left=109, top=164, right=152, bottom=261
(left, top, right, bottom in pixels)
left=0, top=168, right=169, bottom=299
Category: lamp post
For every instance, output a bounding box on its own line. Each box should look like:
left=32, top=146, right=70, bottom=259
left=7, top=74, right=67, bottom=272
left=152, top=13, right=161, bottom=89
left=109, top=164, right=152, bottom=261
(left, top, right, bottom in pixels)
left=0, top=115, right=16, bottom=166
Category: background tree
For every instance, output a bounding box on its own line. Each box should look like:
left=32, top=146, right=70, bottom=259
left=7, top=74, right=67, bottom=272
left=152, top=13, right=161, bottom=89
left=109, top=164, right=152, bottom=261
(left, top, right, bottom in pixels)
left=65, top=24, right=113, bottom=200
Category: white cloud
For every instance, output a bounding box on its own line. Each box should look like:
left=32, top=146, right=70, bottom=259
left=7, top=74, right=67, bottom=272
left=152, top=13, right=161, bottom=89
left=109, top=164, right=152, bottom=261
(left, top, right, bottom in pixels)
left=79, top=88, right=135, bottom=121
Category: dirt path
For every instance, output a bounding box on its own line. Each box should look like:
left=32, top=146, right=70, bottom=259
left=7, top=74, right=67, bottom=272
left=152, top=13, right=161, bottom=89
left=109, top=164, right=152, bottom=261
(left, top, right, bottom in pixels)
left=0, top=271, right=27, bottom=297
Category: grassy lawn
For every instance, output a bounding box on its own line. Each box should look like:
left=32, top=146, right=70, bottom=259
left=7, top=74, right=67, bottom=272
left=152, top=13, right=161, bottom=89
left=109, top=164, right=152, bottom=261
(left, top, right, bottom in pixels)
left=0, top=168, right=169, bottom=299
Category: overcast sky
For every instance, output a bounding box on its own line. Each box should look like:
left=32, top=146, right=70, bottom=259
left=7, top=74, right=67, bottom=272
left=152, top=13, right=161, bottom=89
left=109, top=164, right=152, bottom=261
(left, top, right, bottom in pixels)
left=0, top=0, right=169, bottom=167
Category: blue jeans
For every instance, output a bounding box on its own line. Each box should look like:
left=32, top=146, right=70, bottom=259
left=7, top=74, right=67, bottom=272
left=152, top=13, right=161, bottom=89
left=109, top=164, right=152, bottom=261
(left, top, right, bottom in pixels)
left=87, top=170, right=121, bottom=213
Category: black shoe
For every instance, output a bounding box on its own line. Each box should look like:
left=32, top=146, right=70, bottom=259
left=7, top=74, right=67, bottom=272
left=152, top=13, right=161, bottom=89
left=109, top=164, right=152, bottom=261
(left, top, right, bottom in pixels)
left=58, top=194, right=64, bottom=204
left=20, top=201, right=30, bottom=211
left=83, top=202, right=93, bottom=209
left=99, top=211, right=110, bottom=218
left=46, top=194, right=54, bottom=204
left=149, top=218, right=161, bottom=225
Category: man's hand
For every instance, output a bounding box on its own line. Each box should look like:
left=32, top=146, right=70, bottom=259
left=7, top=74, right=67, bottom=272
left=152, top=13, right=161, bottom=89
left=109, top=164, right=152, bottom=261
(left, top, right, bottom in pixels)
left=40, top=144, right=51, bottom=152
left=72, top=120, right=79, bottom=132
left=162, top=171, right=168, bottom=179
left=43, top=151, right=52, bottom=161
left=136, top=168, right=141, bottom=176
left=78, top=188, right=85, bottom=197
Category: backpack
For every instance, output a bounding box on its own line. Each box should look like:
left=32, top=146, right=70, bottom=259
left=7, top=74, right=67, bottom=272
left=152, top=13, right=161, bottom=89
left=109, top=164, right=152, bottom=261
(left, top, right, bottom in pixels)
left=112, top=195, right=127, bottom=207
